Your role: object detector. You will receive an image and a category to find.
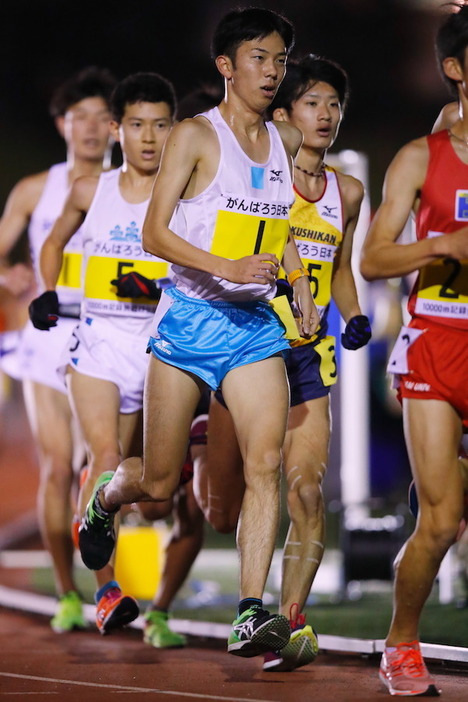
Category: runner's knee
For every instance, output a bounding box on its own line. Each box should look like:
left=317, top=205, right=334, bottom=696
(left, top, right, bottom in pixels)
left=243, top=447, right=282, bottom=484
left=287, top=480, right=323, bottom=520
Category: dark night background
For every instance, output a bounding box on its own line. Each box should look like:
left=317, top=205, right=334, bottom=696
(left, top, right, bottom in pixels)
left=0, top=0, right=455, bottom=210
left=0, top=1, right=459, bottom=502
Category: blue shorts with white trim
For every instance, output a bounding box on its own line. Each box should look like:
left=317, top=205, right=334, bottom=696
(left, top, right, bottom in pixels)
left=148, top=287, right=289, bottom=390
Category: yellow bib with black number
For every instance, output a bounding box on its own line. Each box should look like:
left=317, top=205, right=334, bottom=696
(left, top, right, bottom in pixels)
left=210, top=210, right=289, bottom=261
left=415, top=258, right=468, bottom=322
left=57, top=252, right=82, bottom=289
left=314, top=335, right=338, bottom=386
left=289, top=184, right=342, bottom=315
left=84, top=256, right=169, bottom=304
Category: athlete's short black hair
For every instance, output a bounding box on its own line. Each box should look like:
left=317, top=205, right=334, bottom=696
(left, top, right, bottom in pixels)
left=49, top=66, right=116, bottom=118
left=110, top=72, right=177, bottom=123
left=266, top=54, right=349, bottom=120
left=436, top=3, right=468, bottom=95
left=211, top=7, right=294, bottom=63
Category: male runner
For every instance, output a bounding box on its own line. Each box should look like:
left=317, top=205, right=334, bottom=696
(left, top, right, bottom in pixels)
left=78, top=7, right=319, bottom=658
left=360, top=4, right=468, bottom=696
left=0, top=67, right=115, bottom=632
left=30, top=72, right=204, bottom=644
left=195, top=54, right=371, bottom=672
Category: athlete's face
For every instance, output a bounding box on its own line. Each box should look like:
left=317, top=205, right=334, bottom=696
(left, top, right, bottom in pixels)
left=112, top=101, right=173, bottom=173
left=288, top=81, right=342, bottom=151
left=219, top=32, right=287, bottom=111
left=61, top=97, right=112, bottom=162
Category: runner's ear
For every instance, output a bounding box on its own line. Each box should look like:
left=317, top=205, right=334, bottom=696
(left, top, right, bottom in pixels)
left=442, top=56, right=463, bottom=84
left=272, top=107, right=289, bottom=122
left=215, top=54, right=234, bottom=80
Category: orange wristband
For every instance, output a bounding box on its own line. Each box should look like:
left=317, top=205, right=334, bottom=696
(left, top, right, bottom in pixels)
left=287, top=267, right=309, bottom=286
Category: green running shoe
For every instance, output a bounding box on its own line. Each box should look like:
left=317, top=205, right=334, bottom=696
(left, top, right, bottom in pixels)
left=263, top=604, right=319, bottom=672
left=228, top=607, right=290, bottom=658
left=144, top=611, right=187, bottom=648
left=78, top=471, right=117, bottom=570
left=50, top=591, right=87, bottom=633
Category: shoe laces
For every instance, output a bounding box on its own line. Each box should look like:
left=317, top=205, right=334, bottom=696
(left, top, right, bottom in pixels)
left=390, top=643, right=426, bottom=678
left=88, top=489, right=113, bottom=529
left=289, top=603, right=306, bottom=630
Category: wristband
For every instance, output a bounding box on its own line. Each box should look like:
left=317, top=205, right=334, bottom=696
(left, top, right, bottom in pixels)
left=287, top=267, right=309, bottom=286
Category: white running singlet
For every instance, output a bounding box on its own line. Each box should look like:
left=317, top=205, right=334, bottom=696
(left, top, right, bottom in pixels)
left=170, top=106, right=294, bottom=302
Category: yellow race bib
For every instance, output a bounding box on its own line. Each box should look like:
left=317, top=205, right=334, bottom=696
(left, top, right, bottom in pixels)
left=314, top=335, right=338, bottom=386
left=84, top=256, right=169, bottom=303
left=210, top=209, right=289, bottom=261
left=416, top=258, right=468, bottom=321
left=57, top=252, right=82, bottom=289
left=269, top=295, right=300, bottom=339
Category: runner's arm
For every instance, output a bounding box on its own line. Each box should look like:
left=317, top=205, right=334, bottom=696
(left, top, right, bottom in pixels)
left=332, top=176, right=364, bottom=322
left=359, top=138, right=467, bottom=280
left=40, top=176, right=96, bottom=290
left=142, top=119, right=278, bottom=285
left=282, top=230, right=319, bottom=337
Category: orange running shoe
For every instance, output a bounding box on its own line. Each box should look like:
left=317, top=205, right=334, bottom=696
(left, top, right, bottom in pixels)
left=95, top=584, right=139, bottom=635
left=379, top=641, right=440, bottom=696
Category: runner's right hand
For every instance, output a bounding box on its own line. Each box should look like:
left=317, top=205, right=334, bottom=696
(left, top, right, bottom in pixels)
left=28, top=291, right=59, bottom=330
left=222, top=253, right=279, bottom=284
left=111, top=271, right=161, bottom=300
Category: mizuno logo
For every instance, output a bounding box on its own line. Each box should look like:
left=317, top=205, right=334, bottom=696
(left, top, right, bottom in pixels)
left=321, top=205, right=338, bottom=219
left=154, top=339, right=172, bottom=355
left=270, top=169, right=283, bottom=183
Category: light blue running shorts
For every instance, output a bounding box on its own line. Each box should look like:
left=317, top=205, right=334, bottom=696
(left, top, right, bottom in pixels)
left=148, top=287, right=289, bottom=390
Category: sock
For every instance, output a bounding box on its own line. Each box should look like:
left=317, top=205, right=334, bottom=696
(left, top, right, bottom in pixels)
left=238, top=598, right=262, bottom=616
left=95, top=580, right=119, bottom=604
left=93, top=487, right=118, bottom=516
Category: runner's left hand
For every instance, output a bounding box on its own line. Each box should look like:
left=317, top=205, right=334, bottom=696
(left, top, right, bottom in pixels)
left=341, top=315, right=372, bottom=350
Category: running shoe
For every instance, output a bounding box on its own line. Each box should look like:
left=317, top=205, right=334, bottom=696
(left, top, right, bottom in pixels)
left=95, top=585, right=139, bottom=635
left=263, top=604, right=319, bottom=672
left=78, top=471, right=116, bottom=570
left=227, top=606, right=290, bottom=657
left=143, top=610, right=187, bottom=648
left=50, top=591, right=87, bottom=633
left=379, top=641, right=440, bottom=696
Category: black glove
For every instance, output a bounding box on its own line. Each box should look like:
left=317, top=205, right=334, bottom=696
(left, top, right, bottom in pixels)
left=111, top=271, right=160, bottom=300
left=28, top=291, right=59, bottom=330
left=341, top=315, right=372, bottom=350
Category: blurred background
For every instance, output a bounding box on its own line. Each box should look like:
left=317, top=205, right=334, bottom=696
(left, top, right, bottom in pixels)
left=1, top=0, right=467, bottom=645
left=0, top=0, right=455, bottom=208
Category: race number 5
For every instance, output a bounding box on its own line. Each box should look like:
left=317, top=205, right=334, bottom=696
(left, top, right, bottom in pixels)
left=307, top=262, right=322, bottom=298
left=116, top=261, right=135, bottom=278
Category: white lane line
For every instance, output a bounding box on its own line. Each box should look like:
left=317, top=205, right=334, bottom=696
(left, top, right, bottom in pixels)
left=0, top=673, right=277, bottom=702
